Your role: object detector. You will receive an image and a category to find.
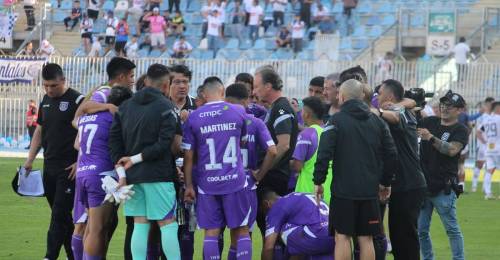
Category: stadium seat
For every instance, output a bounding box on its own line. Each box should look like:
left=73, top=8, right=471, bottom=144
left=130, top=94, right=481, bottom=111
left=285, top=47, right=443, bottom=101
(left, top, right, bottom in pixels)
left=353, top=39, right=369, bottom=49
left=356, top=3, right=372, bottom=14
left=265, top=26, right=278, bottom=38
left=366, top=16, right=381, bottom=26
left=296, top=50, right=314, bottom=60
left=381, top=15, right=396, bottom=26
left=332, top=3, right=343, bottom=14
left=201, top=50, right=215, bottom=59
left=352, top=26, right=366, bottom=37
left=148, top=49, right=163, bottom=58
left=377, top=2, right=396, bottom=13
left=187, top=1, right=201, bottom=12
left=369, top=26, right=383, bottom=38
left=60, top=0, right=72, bottom=9
left=225, top=39, right=239, bottom=49
left=265, top=39, right=277, bottom=50
left=306, top=40, right=315, bottom=50
left=191, top=15, right=204, bottom=25
left=271, top=48, right=294, bottom=59
left=339, top=37, right=352, bottom=50
left=216, top=49, right=241, bottom=60
left=253, top=39, right=266, bottom=49
left=239, top=40, right=253, bottom=50
left=53, top=9, right=67, bottom=22
left=102, top=1, right=115, bottom=11
left=160, top=1, right=169, bottom=11
left=187, top=37, right=201, bottom=47
left=244, top=50, right=270, bottom=60
left=137, top=49, right=149, bottom=57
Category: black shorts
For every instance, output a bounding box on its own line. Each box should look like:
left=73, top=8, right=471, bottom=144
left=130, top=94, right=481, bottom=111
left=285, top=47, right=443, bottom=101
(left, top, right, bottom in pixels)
left=330, top=197, right=381, bottom=236
left=115, top=41, right=126, bottom=53
left=105, top=36, right=115, bottom=45
left=81, top=32, right=92, bottom=39
left=87, top=9, right=99, bottom=20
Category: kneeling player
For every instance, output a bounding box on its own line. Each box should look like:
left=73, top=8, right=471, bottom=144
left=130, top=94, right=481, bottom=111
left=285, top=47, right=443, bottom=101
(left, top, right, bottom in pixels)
left=74, top=86, right=133, bottom=259
left=261, top=191, right=334, bottom=260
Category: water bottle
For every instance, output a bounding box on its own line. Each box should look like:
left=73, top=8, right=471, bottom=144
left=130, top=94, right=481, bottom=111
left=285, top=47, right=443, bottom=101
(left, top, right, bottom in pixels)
left=188, top=202, right=197, bottom=232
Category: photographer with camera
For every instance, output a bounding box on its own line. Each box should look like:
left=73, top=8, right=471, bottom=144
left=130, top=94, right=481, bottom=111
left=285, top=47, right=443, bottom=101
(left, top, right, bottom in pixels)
left=417, top=90, right=468, bottom=260
left=376, top=80, right=427, bottom=260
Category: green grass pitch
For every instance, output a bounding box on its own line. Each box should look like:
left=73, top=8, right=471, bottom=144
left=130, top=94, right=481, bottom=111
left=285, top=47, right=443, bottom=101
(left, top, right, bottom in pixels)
left=1, top=158, right=500, bottom=259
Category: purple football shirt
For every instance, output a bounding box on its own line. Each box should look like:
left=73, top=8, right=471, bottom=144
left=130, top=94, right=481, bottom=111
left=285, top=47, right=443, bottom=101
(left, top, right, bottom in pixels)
left=90, top=87, right=111, bottom=103
left=292, top=127, right=319, bottom=162
left=243, top=114, right=275, bottom=190
left=246, top=102, right=268, bottom=120
left=265, top=193, right=329, bottom=238
left=182, top=101, right=248, bottom=195
left=76, top=111, right=115, bottom=175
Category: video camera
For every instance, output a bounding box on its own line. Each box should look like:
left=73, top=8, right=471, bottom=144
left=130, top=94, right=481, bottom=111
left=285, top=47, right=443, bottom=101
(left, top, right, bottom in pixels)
left=404, top=88, right=427, bottom=108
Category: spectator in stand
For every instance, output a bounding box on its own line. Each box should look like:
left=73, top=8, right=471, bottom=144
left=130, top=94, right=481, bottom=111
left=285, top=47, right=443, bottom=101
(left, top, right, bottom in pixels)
left=450, top=37, right=471, bottom=86
left=88, top=36, right=103, bottom=57
left=149, top=0, right=161, bottom=11
left=139, top=35, right=153, bottom=53
left=248, top=0, right=263, bottom=43
left=20, top=41, right=36, bottom=56
left=115, top=18, right=130, bottom=57
left=342, top=0, right=357, bottom=35
left=144, top=7, right=168, bottom=51
left=210, top=0, right=226, bottom=37
left=343, top=0, right=358, bottom=19
left=171, top=11, right=185, bottom=35
left=125, top=35, right=139, bottom=58
left=271, top=0, right=287, bottom=27
left=64, top=1, right=82, bottom=32
left=376, top=51, right=395, bottom=84
left=163, top=11, right=173, bottom=35
left=137, top=11, right=151, bottom=35
left=80, top=13, right=93, bottom=54
left=23, top=0, right=36, bottom=31
left=290, top=14, right=305, bottom=53
left=128, top=0, right=145, bottom=22
left=25, top=99, right=38, bottom=149
left=169, top=0, right=180, bottom=13
left=313, top=3, right=334, bottom=33
left=275, top=26, right=291, bottom=48
left=172, top=35, right=193, bottom=58
left=201, top=0, right=213, bottom=39
left=104, top=10, right=119, bottom=54
left=37, top=39, right=55, bottom=58
left=204, top=9, right=223, bottom=57
left=87, top=0, right=100, bottom=20
left=300, top=0, right=313, bottom=28
left=229, top=0, right=246, bottom=43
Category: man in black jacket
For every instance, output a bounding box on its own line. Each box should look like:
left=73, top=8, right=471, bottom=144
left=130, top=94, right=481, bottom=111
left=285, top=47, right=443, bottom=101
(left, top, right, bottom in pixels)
left=377, top=79, right=427, bottom=260
left=108, top=64, right=180, bottom=259
left=313, top=79, right=398, bottom=260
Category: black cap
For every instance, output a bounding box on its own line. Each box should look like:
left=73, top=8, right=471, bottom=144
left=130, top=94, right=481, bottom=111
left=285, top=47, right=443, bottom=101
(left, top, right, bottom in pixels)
left=439, top=90, right=466, bottom=108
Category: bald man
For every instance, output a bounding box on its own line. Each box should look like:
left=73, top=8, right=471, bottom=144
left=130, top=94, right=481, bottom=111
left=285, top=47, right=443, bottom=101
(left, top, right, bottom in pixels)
left=313, top=79, right=398, bottom=260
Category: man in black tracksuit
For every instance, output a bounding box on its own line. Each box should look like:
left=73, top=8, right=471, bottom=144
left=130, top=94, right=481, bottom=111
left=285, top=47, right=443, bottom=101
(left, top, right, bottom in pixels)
left=313, top=79, right=398, bottom=260
left=108, top=64, right=181, bottom=259
left=377, top=79, right=427, bottom=260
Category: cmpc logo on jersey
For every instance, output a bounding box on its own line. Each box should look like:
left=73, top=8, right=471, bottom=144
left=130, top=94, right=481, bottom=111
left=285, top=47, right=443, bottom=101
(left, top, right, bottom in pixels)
left=59, top=101, right=69, bottom=112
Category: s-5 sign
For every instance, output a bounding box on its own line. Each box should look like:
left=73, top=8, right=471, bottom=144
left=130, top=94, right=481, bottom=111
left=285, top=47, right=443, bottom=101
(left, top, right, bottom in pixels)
left=426, top=35, right=455, bottom=56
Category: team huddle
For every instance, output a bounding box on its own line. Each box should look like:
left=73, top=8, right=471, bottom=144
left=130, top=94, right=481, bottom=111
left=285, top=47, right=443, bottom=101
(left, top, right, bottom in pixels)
left=22, top=56, right=500, bottom=260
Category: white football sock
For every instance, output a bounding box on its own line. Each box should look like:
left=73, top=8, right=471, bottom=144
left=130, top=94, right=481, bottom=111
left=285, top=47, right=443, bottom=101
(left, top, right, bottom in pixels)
left=472, top=167, right=481, bottom=189
left=483, top=172, right=493, bottom=196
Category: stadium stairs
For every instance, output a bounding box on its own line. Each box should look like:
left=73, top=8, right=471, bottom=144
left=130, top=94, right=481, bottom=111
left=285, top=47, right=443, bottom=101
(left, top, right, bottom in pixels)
left=49, top=25, right=82, bottom=56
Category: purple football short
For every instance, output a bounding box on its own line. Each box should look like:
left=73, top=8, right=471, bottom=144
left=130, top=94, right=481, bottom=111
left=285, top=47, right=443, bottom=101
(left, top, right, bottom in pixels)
left=196, top=188, right=251, bottom=229
left=73, top=178, right=88, bottom=224
left=76, top=173, right=107, bottom=209
left=282, top=223, right=334, bottom=257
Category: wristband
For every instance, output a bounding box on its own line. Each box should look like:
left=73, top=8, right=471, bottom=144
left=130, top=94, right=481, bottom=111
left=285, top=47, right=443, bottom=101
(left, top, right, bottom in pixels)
left=130, top=154, right=143, bottom=165
left=116, top=166, right=126, bottom=179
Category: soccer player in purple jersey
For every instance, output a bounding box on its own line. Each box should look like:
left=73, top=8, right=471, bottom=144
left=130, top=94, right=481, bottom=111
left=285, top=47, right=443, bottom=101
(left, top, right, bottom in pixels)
left=235, top=72, right=268, bottom=120
left=72, top=57, right=136, bottom=128
left=225, top=83, right=278, bottom=258
left=182, top=78, right=252, bottom=260
left=261, top=191, right=334, bottom=260
left=74, top=86, right=133, bottom=260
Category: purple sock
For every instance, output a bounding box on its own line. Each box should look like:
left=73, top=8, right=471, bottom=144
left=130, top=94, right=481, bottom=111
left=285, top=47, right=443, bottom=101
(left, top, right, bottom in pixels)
left=236, top=235, right=251, bottom=260
left=203, top=236, right=220, bottom=260
left=146, top=242, right=160, bottom=260
left=228, top=246, right=237, bottom=260
left=82, top=252, right=102, bottom=260
left=71, top=235, right=83, bottom=260
left=273, top=244, right=286, bottom=260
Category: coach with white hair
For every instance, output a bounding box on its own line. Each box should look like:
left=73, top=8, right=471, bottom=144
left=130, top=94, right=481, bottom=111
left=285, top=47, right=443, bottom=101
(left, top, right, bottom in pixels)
left=313, top=79, right=398, bottom=260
